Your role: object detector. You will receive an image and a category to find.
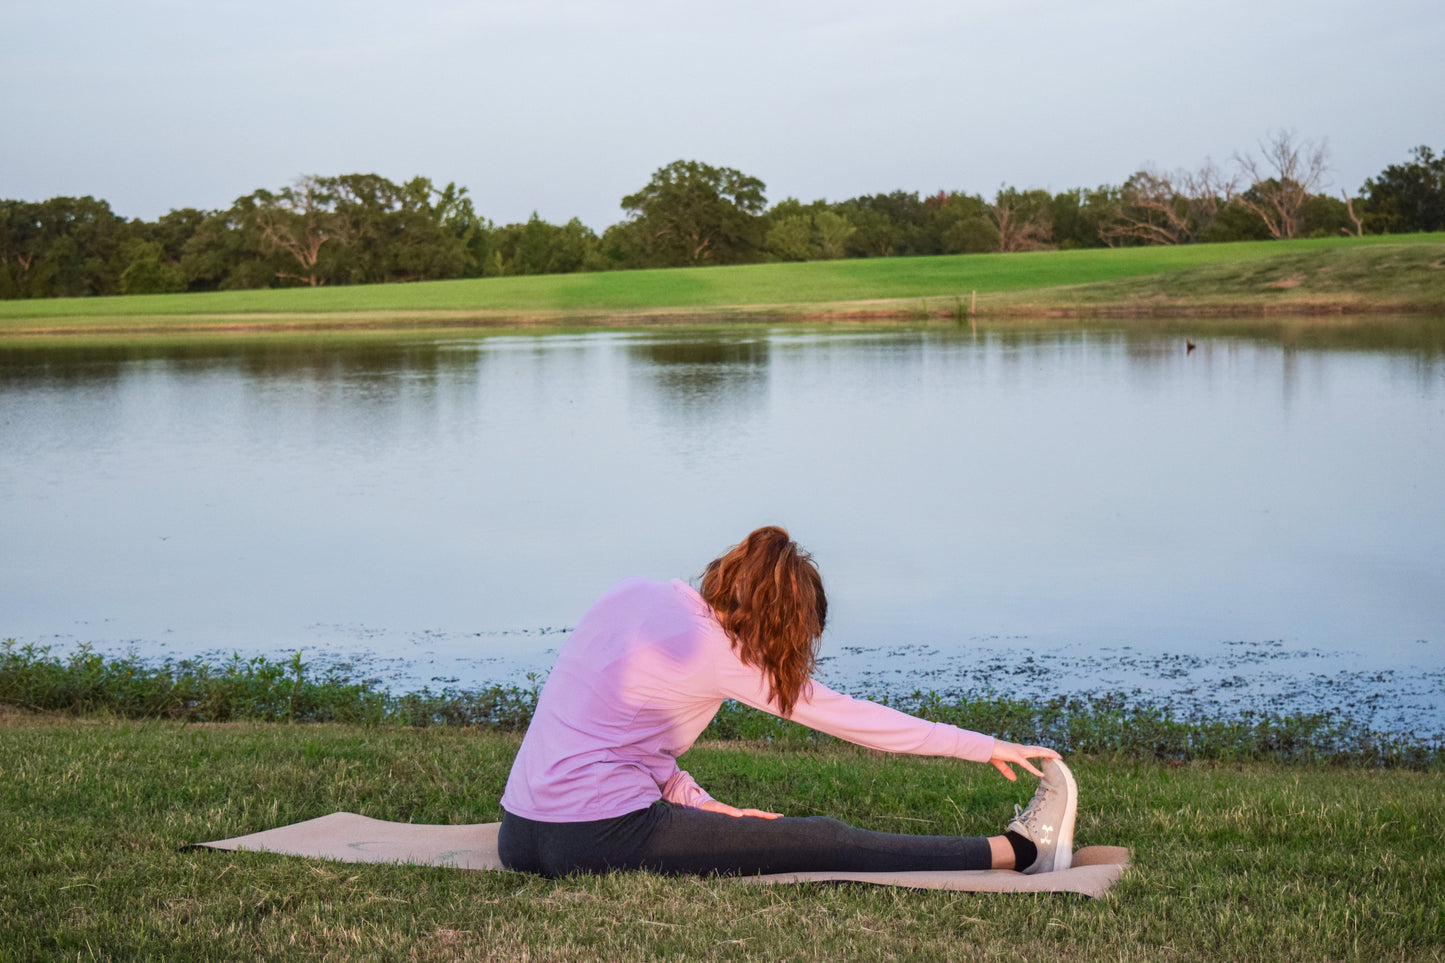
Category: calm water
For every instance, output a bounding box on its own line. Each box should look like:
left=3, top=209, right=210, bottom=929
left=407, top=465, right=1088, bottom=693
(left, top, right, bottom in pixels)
left=3, top=321, right=1443, bottom=734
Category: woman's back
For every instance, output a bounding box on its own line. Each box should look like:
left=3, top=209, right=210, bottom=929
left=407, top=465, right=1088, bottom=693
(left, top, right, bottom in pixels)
left=500, top=578, right=734, bottom=821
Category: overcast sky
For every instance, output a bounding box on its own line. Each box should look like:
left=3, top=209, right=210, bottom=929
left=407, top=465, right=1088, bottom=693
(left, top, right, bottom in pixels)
left=4, top=0, right=1441, bottom=231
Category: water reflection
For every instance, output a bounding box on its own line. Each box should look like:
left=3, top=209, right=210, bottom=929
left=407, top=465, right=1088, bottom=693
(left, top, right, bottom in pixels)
left=626, top=333, right=770, bottom=424
left=1, top=320, right=1442, bottom=733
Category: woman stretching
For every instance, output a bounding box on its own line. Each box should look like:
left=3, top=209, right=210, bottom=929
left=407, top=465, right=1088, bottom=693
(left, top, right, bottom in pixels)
left=499, top=526, right=1078, bottom=878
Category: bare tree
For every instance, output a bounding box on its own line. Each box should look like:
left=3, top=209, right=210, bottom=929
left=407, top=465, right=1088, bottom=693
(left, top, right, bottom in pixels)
left=1100, top=169, right=1188, bottom=246
left=1234, top=130, right=1330, bottom=239
left=1101, top=161, right=1236, bottom=246
left=989, top=187, right=1053, bottom=252
left=1341, top=189, right=1364, bottom=237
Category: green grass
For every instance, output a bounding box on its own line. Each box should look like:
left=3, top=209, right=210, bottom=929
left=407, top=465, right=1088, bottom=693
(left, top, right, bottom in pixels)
left=2, top=715, right=1441, bottom=962
left=989, top=237, right=1445, bottom=315
left=2, top=235, right=1442, bottom=333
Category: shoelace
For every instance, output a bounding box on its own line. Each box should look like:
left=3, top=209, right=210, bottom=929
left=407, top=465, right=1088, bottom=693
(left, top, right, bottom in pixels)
left=1012, top=785, right=1056, bottom=830
left=1012, top=794, right=1058, bottom=848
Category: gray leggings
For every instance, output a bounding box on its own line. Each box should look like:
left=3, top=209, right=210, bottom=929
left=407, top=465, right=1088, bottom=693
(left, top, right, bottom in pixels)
left=498, top=802, right=992, bottom=878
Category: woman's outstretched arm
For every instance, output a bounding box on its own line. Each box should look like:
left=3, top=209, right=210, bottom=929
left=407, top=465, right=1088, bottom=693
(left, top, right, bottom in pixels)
left=714, top=662, right=1064, bottom=779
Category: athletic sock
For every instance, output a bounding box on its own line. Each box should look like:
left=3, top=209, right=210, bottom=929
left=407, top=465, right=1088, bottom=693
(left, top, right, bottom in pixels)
left=1005, top=830, right=1037, bottom=871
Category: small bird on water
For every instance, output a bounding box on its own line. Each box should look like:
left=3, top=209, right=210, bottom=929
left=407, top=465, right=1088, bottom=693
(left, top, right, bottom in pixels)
left=1186, top=339, right=1196, bottom=353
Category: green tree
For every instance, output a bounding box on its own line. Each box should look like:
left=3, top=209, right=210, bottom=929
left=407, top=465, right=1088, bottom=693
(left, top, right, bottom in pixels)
left=1047, top=189, right=1089, bottom=249
left=117, top=208, right=204, bottom=293
left=328, top=173, right=475, bottom=283
left=1361, top=145, right=1445, bottom=234
left=407, top=178, right=482, bottom=277
left=1297, top=194, right=1354, bottom=237
left=232, top=177, right=340, bottom=286
left=489, top=214, right=600, bottom=275
left=1, top=197, right=129, bottom=298
left=925, top=192, right=995, bottom=254
left=0, top=200, right=43, bottom=298
left=761, top=200, right=856, bottom=261
left=764, top=213, right=813, bottom=261
left=179, top=209, right=273, bottom=290
left=834, top=191, right=930, bottom=257
left=813, top=210, right=856, bottom=260
left=145, top=208, right=209, bottom=265
left=1061, top=186, right=1127, bottom=248
left=118, top=241, right=186, bottom=294
left=463, top=218, right=501, bottom=277
left=1197, top=199, right=1274, bottom=243
left=221, top=174, right=477, bottom=287
left=865, top=191, right=931, bottom=252
left=328, top=173, right=399, bottom=283
left=620, top=160, right=767, bottom=266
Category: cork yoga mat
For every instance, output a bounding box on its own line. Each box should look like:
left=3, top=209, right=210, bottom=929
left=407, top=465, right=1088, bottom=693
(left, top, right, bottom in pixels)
left=196, top=812, right=1129, bottom=897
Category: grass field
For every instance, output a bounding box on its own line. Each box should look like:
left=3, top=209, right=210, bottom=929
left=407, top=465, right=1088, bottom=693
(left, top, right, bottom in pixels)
left=2, top=714, right=1441, bottom=962
left=2, top=235, right=1442, bottom=337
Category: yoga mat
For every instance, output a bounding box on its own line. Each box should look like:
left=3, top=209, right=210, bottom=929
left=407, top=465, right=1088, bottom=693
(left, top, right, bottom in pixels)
left=196, top=812, right=1128, bottom=897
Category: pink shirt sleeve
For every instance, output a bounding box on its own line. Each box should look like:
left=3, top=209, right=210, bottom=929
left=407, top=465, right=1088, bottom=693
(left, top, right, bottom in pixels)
left=661, top=767, right=715, bottom=808
left=708, top=645, right=997, bottom=764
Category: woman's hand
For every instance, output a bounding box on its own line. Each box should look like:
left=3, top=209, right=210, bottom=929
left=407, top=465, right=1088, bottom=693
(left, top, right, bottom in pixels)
left=988, top=740, right=1061, bottom=782
left=697, top=798, right=783, bottom=819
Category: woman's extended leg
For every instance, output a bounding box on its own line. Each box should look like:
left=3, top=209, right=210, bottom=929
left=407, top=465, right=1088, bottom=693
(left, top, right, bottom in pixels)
left=633, top=804, right=994, bottom=876
left=499, top=804, right=991, bottom=877
left=637, top=757, right=1077, bottom=876
left=499, top=760, right=1076, bottom=878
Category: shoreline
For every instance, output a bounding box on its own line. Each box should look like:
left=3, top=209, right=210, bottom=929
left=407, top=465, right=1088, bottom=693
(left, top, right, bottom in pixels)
left=4, top=641, right=1441, bottom=761
left=1, top=294, right=1441, bottom=341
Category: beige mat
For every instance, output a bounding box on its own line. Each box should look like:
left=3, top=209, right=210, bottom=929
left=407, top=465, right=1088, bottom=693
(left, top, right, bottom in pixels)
left=197, top=812, right=1129, bottom=897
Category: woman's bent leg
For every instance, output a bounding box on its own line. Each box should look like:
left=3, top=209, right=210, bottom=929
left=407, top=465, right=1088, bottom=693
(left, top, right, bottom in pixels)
left=498, top=808, right=658, bottom=877
left=634, top=805, right=992, bottom=876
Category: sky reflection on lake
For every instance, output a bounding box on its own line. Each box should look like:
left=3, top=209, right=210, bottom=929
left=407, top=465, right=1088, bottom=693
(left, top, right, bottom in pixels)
left=2, top=321, right=1442, bottom=734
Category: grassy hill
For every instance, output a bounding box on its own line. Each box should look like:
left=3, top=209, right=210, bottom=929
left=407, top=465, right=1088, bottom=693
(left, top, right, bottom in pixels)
left=1, top=234, right=1442, bottom=337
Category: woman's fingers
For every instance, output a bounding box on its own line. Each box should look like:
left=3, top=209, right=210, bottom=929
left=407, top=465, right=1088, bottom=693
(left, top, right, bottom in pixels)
left=989, top=742, right=1061, bottom=780
left=1014, top=757, right=1046, bottom=779
left=698, top=800, right=783, bottom=819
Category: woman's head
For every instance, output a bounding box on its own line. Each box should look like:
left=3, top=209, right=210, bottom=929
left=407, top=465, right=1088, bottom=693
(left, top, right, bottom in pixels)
left=700, top=526, right=826, bottom=717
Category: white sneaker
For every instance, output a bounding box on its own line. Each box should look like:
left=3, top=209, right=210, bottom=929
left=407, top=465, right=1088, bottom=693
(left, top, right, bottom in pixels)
left=1006, top=758, right=1077, bottom=874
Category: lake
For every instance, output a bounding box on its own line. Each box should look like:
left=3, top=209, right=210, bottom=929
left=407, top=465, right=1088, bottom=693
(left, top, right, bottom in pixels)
left=2, top=320, right=1442, bottom=736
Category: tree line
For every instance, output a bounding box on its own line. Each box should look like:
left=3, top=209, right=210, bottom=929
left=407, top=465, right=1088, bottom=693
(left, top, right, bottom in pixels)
left=2, top=133, right=1442, bottom=300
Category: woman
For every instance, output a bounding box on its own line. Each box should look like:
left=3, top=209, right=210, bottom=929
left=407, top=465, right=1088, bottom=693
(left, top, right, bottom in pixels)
left=499, top=526, right=1077, bottom=878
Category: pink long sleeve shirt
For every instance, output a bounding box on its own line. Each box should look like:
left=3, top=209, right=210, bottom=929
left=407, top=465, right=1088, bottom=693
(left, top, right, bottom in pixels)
left=500, top=577, right=997, bottom=822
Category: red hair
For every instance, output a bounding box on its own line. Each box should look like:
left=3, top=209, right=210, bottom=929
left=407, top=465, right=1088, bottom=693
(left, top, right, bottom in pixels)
left=700, top=526, right=827, bottom=717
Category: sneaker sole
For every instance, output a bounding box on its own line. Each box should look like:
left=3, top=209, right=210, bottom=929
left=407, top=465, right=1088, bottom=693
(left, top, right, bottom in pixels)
left=1049, top=760, right=1078, bottom=873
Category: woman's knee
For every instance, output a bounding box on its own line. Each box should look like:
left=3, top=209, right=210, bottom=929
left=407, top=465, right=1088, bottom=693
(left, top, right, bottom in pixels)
left=781, top=815, right=858, bottom=844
